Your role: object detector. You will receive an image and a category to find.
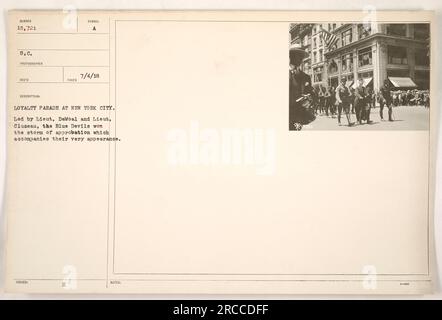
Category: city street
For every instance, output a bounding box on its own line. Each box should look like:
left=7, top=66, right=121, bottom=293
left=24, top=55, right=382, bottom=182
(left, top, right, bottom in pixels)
left=303, top=105, right=430, bottom=130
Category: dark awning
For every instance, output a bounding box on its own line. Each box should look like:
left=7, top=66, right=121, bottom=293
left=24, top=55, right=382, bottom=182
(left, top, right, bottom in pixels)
left=388, top=77, right=417, bottom=88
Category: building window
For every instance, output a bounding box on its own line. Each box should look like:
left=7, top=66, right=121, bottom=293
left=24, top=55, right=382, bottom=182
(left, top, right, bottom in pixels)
left=415, top=49, right=429, bottom=66
left=358, top=71, right=373, bottom=79
left=329, top=77, right=339, bottom=88
left=386, top=24, right=407, bottom=37
left=341, top=29, right=352, bottom=46
left=314, top=73, right=322, bottom=82
left=358, top=47, right=373, bottom=67
left=415, top=70, right=429, bottom=89
left=341, top=53, right=353, bottom=72
left=388, top=46, right=408, bottom=65
left=342, top=74, right=354, bottom=83
left=387, top=69, right=409, bottom=77
left=313, top=38, right=317, bottom=49
left=358, top=24, right=371, bottom=40
left=414, top=24, right=429, bottom=40
left=328, top=60, right=338, bottom=74
left=313, top=52, right=317, bottom=64
left=313, top=66, right=323, bottom=82
left=319, top=49, right=323, bottom=62
left=290, top=29, right=296, bottom=41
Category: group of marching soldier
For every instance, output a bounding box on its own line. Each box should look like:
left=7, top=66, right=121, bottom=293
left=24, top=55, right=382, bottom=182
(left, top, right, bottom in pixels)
left=309, top=78, right=394, bottom=127
left=307, top=81, right=430, bottom=127
left=289, top=43, right=428, bottom=130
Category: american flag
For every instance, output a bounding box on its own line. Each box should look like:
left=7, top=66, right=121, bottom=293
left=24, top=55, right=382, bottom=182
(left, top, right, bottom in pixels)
left=321, top=28, right=339, bottom=50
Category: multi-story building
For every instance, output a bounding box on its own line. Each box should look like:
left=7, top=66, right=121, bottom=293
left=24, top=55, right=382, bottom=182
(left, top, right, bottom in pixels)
left=290, top=23, right=430, bottom=92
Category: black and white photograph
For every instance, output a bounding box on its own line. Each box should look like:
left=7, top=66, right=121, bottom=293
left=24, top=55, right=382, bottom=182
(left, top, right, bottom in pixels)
left=289, top=23, right=430, bottom=130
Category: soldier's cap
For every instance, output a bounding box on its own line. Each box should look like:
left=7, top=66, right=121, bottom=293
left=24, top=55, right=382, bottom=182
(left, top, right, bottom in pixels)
left=289, top=43, right=308, bottom=59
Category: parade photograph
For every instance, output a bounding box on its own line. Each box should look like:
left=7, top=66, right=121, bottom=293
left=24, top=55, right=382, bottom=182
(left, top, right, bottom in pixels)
left=289, top=23, right=430, bottom=131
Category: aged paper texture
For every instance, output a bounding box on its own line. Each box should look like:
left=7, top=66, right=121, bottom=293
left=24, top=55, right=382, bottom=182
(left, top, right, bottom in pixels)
left=4, top=10, right=436, bottom=294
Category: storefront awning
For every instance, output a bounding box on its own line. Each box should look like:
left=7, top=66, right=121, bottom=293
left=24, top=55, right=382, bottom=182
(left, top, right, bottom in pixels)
left=352, top=77, right=373, bottom=89
left=388, top=77, right=417, bottom=88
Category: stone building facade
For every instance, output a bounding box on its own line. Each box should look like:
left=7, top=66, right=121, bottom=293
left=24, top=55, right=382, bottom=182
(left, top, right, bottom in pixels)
left=289, top=23, right=430, bottom=92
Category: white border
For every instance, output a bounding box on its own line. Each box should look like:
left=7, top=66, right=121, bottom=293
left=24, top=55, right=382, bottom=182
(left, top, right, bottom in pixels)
left=0, top=0, right=440, bottom=299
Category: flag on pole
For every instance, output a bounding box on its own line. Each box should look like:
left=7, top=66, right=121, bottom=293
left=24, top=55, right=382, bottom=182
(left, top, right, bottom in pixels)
left=321, top=28, right=339, bottom=50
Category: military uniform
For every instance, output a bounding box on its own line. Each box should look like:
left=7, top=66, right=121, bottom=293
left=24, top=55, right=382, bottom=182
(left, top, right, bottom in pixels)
left=289, top=43, right=316, bottom=130
left=354, top=84, right=370, bottom=123
left=380, top=84, right=393, bottom=121
left=335, top=84, right=352, bottom=126
left=289, top=68, right=315, bottom=130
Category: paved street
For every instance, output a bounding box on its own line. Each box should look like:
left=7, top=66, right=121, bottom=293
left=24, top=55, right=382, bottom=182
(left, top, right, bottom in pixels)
left=303, top=105, right=430, bottom=130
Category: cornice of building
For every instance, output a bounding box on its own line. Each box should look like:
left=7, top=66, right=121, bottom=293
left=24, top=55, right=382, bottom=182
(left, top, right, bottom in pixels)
left=333, top=23, right=351, bottom=33
left=324, top=33, right=428, bottom=57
